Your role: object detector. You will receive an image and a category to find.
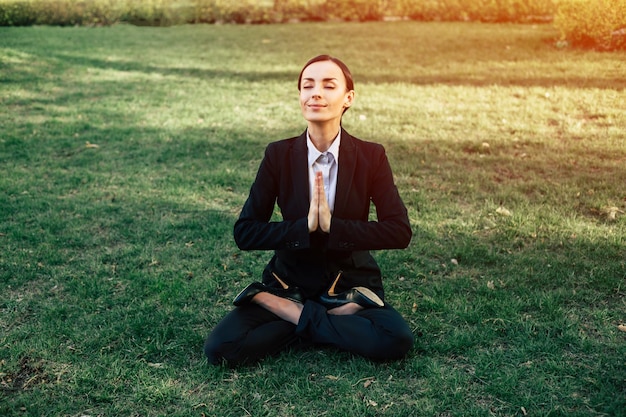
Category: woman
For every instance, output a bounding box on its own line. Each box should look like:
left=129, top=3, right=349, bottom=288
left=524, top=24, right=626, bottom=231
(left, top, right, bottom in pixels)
left=204, top=55, right=414, bottom=366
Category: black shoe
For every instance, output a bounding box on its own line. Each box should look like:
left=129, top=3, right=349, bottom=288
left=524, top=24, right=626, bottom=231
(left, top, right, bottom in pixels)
left=318, top=271, right=384, bottom=309
left=233, top=273, right=304, bottom=306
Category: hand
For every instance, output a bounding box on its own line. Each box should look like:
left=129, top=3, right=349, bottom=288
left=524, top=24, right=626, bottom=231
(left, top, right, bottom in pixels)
left=316, top=172, right=332, bottom=232
left=308, top=171, right=332, bottom=233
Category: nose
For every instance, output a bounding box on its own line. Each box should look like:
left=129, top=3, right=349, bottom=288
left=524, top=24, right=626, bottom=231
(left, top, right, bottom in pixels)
left=311, top=84, right=323, bottom=98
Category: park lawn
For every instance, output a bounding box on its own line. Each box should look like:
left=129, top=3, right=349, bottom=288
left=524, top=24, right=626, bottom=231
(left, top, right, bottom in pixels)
left=1, top=21, right=625, bottom=417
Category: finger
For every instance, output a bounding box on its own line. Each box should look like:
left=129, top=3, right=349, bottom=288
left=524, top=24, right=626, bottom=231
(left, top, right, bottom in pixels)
left=315, top=172, right=331, bottom=233
left=317, top=173, right=328, bottom=204
left=315, top=172, right=328, bottom=205
left=315, top=171, right=323, bottom=189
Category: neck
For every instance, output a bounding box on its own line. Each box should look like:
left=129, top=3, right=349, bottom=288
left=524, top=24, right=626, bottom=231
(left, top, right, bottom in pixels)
left=307, top=122, right=341, bottom=152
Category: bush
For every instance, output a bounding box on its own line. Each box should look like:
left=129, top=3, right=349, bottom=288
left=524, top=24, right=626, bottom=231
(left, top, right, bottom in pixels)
left=35, top=0, right=124, bottom=26
left=0, top=0, right=125, bottom=26
left=394, top=0, right=556, bottom=23
left=0, top=0, right=197, bottom=26
left=192, top=0, right=274, bottom=24
left=0, top=1, right=35, bottom=25
left=327, top=0, right=384, bottom=22
left=554, top=0, right=626, bottom=50
left=121, top=0, right=189, bottom=26
left=463, top=0, right=557, bottom=22
left=0, top=0, right=560, bottom=26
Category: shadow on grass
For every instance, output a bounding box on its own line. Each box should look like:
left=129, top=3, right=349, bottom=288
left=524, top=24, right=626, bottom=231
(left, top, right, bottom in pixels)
left=26, top=50, right=626, bottom=90
left=3, top=27, right=625, bottom=91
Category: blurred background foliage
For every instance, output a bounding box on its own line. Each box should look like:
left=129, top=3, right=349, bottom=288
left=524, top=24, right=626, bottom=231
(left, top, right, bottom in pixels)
left=0, top=0, right=624, bottom=50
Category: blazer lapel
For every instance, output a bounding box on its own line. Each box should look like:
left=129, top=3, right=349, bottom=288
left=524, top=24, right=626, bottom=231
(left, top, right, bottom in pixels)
left=334, top=129, right=357, bottom=217
left=289, top=131, right=310, bottom=216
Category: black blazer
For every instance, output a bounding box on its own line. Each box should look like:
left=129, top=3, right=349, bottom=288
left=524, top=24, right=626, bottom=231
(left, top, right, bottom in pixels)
left=234, top=128, right=411, bottom=300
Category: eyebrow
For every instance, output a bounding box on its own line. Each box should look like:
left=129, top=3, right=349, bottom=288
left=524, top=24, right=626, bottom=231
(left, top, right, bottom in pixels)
left=302, top=77, right=338, bottom=82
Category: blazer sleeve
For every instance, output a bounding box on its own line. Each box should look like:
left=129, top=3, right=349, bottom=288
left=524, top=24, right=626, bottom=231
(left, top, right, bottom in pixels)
left=233, top=142, right=310, bottom=251
left=328, top=143, right=412, bottom=251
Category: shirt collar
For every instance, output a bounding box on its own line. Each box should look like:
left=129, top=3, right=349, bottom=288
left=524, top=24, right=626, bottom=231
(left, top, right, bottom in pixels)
left=307, top=130, right=341, bottom=167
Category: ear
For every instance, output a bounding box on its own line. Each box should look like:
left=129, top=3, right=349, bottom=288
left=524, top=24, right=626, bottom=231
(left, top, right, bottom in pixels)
left=344, top=90, right=355, bottom=109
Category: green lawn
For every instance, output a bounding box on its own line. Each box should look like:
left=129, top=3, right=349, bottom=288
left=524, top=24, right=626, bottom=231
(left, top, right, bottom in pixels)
left=1, top=21, right=625, bottom=417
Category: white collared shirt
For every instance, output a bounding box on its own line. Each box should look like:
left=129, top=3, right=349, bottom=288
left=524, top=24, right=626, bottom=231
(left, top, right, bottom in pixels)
left=307, top=130, right=340, bottom=214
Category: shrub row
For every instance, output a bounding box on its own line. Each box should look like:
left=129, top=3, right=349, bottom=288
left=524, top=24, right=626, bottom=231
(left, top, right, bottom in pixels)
left=0, top=0, right=557, bottom=26
left=0, top=0, right=625, bottom=50
left=0, top=0, right=188, bottom=26
left=395, top=0, right=556, bottom=23
left=554, top=0, right=626, bottom=50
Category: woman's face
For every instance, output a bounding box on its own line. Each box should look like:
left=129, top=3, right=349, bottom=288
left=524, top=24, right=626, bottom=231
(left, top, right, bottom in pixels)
left=299, top=60, right=354, bottom=126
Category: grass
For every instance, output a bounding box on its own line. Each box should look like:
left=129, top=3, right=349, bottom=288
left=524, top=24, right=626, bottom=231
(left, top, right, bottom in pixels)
left=1, top=21, right=625, bottom=417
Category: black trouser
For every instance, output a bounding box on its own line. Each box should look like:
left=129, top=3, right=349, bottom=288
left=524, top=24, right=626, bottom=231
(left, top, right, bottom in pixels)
left=204, top=300, right=414, bottom=366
